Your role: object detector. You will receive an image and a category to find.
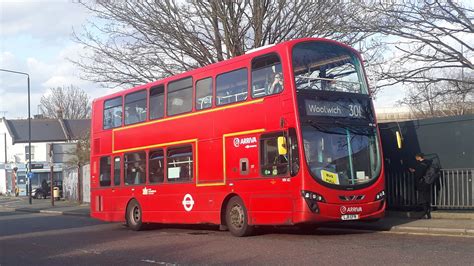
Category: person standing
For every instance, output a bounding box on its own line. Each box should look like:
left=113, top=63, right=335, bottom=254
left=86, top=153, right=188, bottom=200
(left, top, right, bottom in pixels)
left=409, top=153, right=432, bottom=219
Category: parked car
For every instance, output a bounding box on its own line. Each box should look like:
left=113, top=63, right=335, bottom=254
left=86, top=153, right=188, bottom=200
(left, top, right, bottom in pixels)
left=32, top=186, right=48, bottom=199
left=32, top=180, right=63, bottom=199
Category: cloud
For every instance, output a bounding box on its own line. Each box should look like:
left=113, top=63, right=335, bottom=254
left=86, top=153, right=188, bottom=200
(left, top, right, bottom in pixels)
left=0, top=1, right=116, bottom=118
left=0, top=1, right=91, bottom=40
left=0, top=43, right=111, bottom=118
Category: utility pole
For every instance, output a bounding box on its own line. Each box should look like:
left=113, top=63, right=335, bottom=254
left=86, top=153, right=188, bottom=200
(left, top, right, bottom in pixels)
left=0, top=69, right=32, bottom=204
left=78, top=164, right=82, bottom=203
left=49, top=143, right=54, bottom=206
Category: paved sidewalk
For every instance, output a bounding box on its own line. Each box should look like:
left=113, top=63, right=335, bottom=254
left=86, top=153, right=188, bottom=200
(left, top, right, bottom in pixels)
left=0, top=196, right=89, bottom=217
left=1, top=196, right=473, bottom=237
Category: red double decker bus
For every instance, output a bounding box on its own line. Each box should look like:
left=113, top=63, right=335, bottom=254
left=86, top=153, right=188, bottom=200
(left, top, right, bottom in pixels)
left=90, top=38, right=385, bottom=236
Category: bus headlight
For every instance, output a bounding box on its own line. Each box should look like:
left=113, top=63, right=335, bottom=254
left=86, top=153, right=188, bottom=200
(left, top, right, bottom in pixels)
left=301, top=190, right=325, bottom=213
left=375, top=190, right=385, bottom=201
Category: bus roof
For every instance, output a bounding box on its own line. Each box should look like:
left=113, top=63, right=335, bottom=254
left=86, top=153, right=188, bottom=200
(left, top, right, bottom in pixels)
left=93, top=37, right=359, bottom=103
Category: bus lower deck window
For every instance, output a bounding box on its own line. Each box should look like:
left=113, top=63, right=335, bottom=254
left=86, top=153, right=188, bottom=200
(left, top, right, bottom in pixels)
left=167, top=146, right=193, bottom=182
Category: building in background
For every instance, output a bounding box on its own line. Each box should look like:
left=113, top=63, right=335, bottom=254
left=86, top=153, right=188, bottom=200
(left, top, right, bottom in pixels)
left=0, top=117, right=89, bottom=195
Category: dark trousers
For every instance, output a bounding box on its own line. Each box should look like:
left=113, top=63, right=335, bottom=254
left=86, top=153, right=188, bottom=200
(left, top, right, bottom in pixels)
left=417, top=183, right=432, bottom=217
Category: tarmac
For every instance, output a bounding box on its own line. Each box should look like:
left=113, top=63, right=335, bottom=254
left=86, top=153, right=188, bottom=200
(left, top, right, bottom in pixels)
left=1, top=196, right=473, bottom=237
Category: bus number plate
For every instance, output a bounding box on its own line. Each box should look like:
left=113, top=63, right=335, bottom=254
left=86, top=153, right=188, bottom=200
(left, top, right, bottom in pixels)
left=341, top=214, right=359, bottom=220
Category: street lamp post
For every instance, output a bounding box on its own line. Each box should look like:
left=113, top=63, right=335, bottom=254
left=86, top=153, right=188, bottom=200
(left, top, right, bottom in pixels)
left=0, top=68, right=32, bottom=204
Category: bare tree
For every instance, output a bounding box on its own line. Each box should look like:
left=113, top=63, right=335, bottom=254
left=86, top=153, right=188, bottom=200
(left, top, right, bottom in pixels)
left=66, top=130, right=90, bottom=167
left=400, top=71, right=474, bottom=118
left=39, top=85, right=91, bottom=119
left=348, top=0, right=474, bottom=88
left=71, top=1, right=383, bottom=89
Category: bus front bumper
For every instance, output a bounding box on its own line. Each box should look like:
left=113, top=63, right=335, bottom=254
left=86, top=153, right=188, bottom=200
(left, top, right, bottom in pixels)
left=294, top=199, right=386, bottom=224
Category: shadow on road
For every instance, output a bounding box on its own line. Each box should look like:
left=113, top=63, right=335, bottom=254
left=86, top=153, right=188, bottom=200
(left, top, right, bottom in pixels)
left=137, top=223, right=375, bottom=237
left=0, top=211, right=104, bottom=238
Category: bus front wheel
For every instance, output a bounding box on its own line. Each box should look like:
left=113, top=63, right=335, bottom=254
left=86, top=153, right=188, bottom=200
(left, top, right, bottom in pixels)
left=225, top=197, right=253, bottom=237
left=126, top=199, right=143, bottom=231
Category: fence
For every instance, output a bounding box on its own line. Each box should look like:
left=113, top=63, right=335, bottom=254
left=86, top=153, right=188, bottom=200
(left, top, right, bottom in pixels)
left=62, top=164, right=90, bottom=203
left=386, top=168, right=474, bottom=210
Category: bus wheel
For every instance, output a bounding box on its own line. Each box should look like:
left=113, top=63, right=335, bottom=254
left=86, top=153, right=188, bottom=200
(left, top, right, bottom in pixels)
left=126, top=200, right=143, bottom=231
left=226, top=197, right=253, bottom=237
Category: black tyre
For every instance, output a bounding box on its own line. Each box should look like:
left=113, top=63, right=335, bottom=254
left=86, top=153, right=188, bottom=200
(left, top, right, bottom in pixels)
left=225, top=197, right=254, bottom=237
left=126, top=199, right=143, bottom=231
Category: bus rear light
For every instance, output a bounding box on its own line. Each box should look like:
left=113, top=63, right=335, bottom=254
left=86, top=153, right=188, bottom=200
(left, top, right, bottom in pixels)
left=301, top=190, right=325, bottom=213
left=375, top=190, right=385, bottom=201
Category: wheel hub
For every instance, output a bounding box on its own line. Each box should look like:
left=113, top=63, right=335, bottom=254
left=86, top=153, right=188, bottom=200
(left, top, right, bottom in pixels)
left=132, top=206, right=140, bottom=223
left=229, top=204, right=244, bottom=229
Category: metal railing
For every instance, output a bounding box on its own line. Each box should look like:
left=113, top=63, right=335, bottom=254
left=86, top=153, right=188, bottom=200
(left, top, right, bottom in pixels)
left=386, top=168, right=474, bottom=210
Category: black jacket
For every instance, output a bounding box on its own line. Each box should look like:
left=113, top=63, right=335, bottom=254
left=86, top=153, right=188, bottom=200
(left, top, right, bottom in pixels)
left=414, top=159, right=432, bottom=189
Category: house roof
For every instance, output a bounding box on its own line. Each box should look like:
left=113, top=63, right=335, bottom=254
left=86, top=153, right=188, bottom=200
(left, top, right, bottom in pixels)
left=4, top=118, right=90, bottom=144
left=63, top=119, right=90, bottom=139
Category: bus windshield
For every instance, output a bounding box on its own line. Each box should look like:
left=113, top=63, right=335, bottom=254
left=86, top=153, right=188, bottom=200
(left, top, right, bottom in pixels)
left=292, top=41, right=368, bottom=94
left=302, top=123, right=381, bottom=188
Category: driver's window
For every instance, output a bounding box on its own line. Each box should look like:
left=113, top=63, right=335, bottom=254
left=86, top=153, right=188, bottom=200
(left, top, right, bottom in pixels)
left=260, top=133, right=288, bottom=176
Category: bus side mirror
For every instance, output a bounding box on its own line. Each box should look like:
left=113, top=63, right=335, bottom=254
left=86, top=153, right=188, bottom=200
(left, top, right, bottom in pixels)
left=396, top=131, right=403, bottom=149
left=277, top=136, right=287, bottom=155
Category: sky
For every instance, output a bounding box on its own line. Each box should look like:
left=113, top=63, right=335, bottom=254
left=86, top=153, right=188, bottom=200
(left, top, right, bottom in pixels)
left=0, top=0, right=407, bottom=119
left=0, top=0, right=116, bottom=118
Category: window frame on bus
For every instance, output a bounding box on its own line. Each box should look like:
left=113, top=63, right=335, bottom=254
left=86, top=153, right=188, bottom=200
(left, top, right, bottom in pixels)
left=195, top=77, right=214, bottom=111
left=103, top=96, right=123, bottom=130
left=99, top=156, right=112, bottom=187
left=124, top=151, right=147, bottom=186
left=149, top=148, right=165, bottom=184
left=166, top=144, right=194, bottom=183
left=112, top=155, right=122, bottom=186
left=124, top=89, right=148, bottom=126
left=149, top=84, right=165, bottom=121
left=215, top=68, right=249, bottom=106
left=167, top=77, right=193, bottom=117
left=251, top=52, right=284, bottom=99
left=259, top=131, right=290, bottom=177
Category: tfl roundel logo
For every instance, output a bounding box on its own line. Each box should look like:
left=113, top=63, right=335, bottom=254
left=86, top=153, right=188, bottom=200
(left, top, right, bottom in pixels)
left=182, top=194, right=195, bottom=212
left=233, top=138, right=240, bottom=147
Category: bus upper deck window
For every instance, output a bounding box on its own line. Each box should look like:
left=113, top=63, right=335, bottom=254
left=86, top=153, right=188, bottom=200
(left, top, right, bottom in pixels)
left=216, top=68, right=248, bottom=106
left=168, top=77, right=193, bottom=116
left=251, top=53, right=283, bottom=98
left=195, top=78, right=213, bottom=110
left=103, top=97, right=122, bottom=129
left=124, top=90, right=147, bottom=125
left=150, top=85, right=165, bottom=120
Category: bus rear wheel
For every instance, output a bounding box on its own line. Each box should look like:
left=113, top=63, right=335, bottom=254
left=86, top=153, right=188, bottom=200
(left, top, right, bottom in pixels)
left=126, top=200, right=143, bottom=231
left=225, top=197, right=253, bottom=237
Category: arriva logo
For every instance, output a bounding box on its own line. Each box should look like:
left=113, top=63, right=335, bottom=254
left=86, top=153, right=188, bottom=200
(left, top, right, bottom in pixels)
left=340, top=206, right=362, bottom=214
left=234, top=137, right=257, bottom=148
